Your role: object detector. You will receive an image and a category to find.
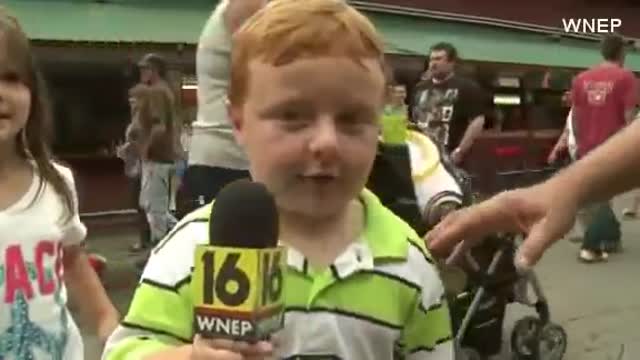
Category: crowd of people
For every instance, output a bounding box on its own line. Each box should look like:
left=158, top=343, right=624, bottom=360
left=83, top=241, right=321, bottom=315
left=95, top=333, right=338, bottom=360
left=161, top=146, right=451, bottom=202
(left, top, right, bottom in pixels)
left=1, top=0, right=639, bottom=359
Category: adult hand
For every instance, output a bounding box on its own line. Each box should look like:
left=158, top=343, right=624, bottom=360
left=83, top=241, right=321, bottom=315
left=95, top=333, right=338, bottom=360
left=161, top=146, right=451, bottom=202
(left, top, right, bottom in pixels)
left=427, top=183, right=579, bottom=271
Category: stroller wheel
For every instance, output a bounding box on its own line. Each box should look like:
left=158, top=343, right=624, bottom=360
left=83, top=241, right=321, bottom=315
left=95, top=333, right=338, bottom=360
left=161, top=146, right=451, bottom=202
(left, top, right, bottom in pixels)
left=511, top=316, right=542, bottom=359
left=456, top=347, right=483, bottom=360
left=537, top=323, right=567, bottom=360
left=511, top=317, right=568, bottom=360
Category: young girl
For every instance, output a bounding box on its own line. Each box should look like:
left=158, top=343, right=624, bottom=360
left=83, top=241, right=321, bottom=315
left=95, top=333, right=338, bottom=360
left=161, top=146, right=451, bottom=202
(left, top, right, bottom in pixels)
left=0, top=8, right=119, bottom=359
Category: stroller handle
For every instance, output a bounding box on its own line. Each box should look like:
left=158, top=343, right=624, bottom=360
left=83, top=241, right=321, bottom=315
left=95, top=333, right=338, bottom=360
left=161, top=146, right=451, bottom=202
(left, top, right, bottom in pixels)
left=483, top=232, right=522, bottom=249
left=463, top=232, right=524, bottom=294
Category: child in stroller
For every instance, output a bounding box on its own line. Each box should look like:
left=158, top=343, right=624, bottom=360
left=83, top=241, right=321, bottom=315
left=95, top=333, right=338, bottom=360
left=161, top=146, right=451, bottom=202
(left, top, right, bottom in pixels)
left=367, top=128, right=568, bottom=360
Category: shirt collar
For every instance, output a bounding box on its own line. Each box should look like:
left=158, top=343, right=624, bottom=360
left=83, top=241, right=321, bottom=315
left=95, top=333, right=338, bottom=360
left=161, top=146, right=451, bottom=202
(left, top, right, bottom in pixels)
left=286, top=189, right=411, bottom=278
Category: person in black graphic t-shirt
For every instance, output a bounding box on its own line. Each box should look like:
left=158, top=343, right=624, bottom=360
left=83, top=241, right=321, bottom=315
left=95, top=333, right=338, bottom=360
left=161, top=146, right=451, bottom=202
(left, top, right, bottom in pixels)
left=412, top=42, right=486, bottom=166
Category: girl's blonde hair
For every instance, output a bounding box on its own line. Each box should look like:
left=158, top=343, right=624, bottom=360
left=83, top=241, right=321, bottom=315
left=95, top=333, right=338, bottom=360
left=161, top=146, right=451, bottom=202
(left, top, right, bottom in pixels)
left=0, top=7, right=75, bottom=221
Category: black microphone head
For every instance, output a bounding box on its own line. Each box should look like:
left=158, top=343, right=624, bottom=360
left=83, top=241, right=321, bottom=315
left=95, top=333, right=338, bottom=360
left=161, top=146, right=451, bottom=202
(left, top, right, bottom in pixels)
left=209, top=180, right=279, bottom=248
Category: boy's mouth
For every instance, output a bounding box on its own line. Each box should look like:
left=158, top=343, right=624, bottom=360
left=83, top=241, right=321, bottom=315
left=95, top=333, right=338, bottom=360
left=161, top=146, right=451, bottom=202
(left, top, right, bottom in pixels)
left=299, top=174, right=337, bottom=185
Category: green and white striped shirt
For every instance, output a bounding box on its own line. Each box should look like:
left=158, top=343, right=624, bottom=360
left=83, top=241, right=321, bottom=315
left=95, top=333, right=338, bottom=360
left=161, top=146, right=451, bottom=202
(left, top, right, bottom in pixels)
left=102, top=190, right=453, bottom=360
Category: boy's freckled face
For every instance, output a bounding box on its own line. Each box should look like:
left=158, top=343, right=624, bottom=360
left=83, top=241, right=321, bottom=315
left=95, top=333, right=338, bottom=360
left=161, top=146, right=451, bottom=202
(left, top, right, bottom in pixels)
left=231, top=56, right=385, bottom=218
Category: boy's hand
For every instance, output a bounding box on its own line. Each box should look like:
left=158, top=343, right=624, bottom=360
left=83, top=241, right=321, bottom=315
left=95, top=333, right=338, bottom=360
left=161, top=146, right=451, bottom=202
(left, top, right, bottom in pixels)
left=191, top=335, right=274, bottom=360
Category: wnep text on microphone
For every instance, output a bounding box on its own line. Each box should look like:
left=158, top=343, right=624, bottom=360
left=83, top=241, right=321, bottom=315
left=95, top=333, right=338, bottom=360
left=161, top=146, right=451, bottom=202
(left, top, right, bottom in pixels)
left=191, top=245, right=285, bottom=341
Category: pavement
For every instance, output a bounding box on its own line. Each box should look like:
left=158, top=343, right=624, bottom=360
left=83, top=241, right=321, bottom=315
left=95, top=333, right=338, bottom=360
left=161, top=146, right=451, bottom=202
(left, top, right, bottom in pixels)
left=78, top=194, right=640, bottom=360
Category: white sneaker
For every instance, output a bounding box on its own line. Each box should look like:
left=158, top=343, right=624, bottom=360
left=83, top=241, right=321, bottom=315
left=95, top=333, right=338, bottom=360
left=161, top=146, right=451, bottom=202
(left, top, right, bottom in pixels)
left=579, top=249, right=607, bottom=263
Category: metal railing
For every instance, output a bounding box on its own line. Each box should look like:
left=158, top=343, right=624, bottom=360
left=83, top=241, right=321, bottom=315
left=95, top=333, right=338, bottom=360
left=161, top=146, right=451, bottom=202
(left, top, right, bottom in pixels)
left=80, top=209, right=137, bottom=218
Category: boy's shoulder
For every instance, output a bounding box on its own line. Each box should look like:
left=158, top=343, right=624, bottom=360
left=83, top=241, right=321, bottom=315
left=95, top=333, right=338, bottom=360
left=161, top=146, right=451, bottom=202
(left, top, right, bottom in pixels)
left=360, top=189, right=432, bottom=262
left=143, top=204, right=212, bottom=282
left=153, top=202, right=211, bottom=251
left=361, top=190, right=443, bottom=309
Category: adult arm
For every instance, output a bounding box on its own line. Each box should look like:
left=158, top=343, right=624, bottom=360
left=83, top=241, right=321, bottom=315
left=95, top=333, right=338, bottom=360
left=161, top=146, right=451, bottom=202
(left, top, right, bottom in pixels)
left=620, top=71, right=638, bottom=124
left=455, top=115, right=485, bottom=157
left=428, top=118, right=640, bottom=270
left=454, top=80, right=486, bottom=159
left=224, top=0, right=267, bottom=34
left=551, top=116, right=640, bottom=207
left=548, top=126, right=569, bottom=164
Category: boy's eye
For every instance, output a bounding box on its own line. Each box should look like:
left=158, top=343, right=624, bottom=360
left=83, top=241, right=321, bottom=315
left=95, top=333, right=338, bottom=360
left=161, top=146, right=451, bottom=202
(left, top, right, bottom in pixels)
left=280, top=111, right=309, bottom=131
left=281, top=110, right=302, bottom=122
left=337, top=110, right=374, bottom=127
left=337, top=111, right=359, bottom=123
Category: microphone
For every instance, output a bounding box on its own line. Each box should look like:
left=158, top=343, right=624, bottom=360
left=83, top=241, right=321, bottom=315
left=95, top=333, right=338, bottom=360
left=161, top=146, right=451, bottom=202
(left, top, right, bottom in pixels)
left=192, top=179, right=285, bottom=341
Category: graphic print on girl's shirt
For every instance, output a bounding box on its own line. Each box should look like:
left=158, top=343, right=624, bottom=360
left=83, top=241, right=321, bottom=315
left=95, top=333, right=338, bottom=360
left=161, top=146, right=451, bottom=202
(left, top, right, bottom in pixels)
left=0, top=165, right=86, bottom=360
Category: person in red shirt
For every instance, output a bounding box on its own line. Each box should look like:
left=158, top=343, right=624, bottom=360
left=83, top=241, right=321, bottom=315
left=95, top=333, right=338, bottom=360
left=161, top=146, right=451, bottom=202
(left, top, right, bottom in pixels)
left=570, top=34, right=638, bottom=262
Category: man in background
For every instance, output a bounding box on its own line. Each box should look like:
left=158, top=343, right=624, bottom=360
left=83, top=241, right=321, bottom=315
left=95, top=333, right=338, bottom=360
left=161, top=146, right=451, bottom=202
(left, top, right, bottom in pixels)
left=569, top=33, right=637, bottom=262
left=137, top=53, right=176, bottom=113
left=118, top=53, right=175, bottom=252
left=385, top=84, right=408, bottom=117
left=412, top=42, right=486, bottom=167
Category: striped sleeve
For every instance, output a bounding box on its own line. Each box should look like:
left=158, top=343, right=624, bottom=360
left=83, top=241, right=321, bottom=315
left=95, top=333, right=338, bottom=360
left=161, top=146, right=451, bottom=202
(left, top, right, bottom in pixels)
left=401, top=241, right=454, bottom=360
left=102, top=214, right=209, bottom=360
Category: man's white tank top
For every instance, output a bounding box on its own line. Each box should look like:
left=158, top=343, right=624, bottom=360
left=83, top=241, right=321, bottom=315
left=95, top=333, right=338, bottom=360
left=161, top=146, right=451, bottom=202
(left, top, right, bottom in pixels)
left=189, top=0, right=250, bottom=170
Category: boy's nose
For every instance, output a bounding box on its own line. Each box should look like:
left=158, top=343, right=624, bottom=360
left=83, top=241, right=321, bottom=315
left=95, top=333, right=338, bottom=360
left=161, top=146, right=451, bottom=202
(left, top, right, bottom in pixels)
left=308, top=118, right=339, bottom=161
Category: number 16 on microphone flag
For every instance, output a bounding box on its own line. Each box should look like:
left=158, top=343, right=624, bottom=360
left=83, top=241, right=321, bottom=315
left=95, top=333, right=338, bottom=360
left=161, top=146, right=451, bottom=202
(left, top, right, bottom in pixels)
left=192, top=245, right=286, bottom=341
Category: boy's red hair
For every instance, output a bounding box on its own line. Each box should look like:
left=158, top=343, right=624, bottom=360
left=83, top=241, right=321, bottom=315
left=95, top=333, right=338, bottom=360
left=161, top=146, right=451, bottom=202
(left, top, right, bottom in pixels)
left=228, top=0, right=386, bottom=106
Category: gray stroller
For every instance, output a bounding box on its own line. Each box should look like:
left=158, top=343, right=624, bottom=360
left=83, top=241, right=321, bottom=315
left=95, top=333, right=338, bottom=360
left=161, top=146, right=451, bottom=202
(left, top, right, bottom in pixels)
left=451, top=232, right=568, bottom=360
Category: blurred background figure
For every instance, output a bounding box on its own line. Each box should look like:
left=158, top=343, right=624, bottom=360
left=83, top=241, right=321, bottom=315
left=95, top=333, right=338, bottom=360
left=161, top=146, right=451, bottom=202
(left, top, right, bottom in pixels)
left=381, top=83, right=409, bottom=144
left=568, top=34, right=636, bottom=262
left=178, top=0, right=266, bottom=218
left=118, top=53, right=179, bottom=253
left=412, top=42, right=486, bottom=168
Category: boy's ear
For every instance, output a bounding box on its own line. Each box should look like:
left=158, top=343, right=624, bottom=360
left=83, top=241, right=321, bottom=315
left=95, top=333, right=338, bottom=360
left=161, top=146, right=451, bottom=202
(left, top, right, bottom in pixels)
left=226, top=97, right=246, bottom=146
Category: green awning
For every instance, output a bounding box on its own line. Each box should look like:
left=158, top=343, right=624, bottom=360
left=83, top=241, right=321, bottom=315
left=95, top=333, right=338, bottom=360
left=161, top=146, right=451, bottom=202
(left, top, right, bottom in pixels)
left=5, top=0, right=211, bottom=45
left=368, top=11, right=640, bottom=71
left=6, top=0, right=640, bottom=71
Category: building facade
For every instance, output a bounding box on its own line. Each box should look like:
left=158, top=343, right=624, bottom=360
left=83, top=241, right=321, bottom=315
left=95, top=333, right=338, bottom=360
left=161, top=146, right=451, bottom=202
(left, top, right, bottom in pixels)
left=7, top=0, right=639, bottom=214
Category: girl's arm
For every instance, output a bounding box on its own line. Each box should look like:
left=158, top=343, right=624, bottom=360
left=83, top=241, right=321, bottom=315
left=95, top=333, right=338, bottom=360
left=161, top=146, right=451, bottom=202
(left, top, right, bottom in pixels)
left=64, top=245, right=120, bottom=343
left=56, top=164, right=121, bottom=343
